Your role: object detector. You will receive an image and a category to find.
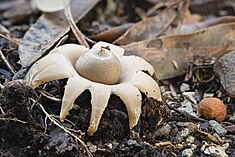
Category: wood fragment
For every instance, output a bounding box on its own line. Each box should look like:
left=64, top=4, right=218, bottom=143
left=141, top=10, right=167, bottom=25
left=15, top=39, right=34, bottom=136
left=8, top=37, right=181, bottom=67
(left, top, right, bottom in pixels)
left=197, top=129, right=222, bottom=145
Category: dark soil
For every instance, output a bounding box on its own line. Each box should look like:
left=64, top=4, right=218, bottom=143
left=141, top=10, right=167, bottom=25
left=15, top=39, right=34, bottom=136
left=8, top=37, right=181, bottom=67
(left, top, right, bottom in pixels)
left=0, top=79, right=170, bottom=157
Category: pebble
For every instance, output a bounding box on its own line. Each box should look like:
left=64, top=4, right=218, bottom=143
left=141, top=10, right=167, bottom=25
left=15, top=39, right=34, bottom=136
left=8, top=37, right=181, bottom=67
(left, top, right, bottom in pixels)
left=182, top=92, right=197, bottom=105
left=107, top=143, right=112, bottom=149
left=178, top=100, right=197, bottom=117
left=127, top=139, right=137, bottom=146
left=209, top=120, right=227, bottom=136
left=86, top=142, right=97, bottom=153
left=180, top=83, right=190, bottom=92
left=186, top=136, right=195, bottom=143
left=203, top=93, right=214, bottom=98
left=181, top=148, right=193, bottom=157
left=201, top=142, right=229, bottom=157
left=154, top=124, right=172, bottom=137
left=181, top=128, right=190, bottom=137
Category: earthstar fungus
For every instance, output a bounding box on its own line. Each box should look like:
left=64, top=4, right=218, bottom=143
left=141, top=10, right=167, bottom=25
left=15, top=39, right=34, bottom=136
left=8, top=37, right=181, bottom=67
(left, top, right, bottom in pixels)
left=25, top=41, right=162, bottom=136
left=34, top=0, right=70, bottom=12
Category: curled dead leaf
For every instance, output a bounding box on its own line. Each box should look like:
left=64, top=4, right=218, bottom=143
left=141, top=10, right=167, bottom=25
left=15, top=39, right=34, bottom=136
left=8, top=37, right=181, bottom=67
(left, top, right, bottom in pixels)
left=124, top=23, right=235, bottom=80
left=181, top=16, right=235, bottom=34
left=114, top=0, right=189, bottom=45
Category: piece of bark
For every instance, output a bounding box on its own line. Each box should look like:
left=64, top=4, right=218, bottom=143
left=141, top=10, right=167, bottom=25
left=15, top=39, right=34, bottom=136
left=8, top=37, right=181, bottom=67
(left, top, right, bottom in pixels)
left=14, top=0, right=99, bottom=79
left=214, top=51, right=235, bottom=97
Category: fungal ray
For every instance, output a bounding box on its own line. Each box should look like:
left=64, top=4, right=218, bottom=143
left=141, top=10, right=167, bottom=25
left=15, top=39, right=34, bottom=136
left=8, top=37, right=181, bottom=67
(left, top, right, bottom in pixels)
left=25, top=53, right=73, bottom=88
left=88, top=84, right=111, bottom=136
left=120, top=56, right=155, bottom=75
left=130, top=71, right=162, bottom=101
left=60, top=75, right=91, bottom=121
left=112, top=83, right=142, bottom=129
left=49, top=44, right=88, bottom=66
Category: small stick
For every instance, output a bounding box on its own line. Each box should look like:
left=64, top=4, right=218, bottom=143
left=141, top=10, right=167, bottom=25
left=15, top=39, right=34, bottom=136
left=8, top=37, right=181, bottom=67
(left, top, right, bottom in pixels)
left=0, top=33, right=20, bottom=45
left=0, top=117, right=27, bottom=124
left=0, top=49, right=16, bottom=74
left=64, top=0, right=90, bottom=48
left=0, top=106, right=5, bottom=115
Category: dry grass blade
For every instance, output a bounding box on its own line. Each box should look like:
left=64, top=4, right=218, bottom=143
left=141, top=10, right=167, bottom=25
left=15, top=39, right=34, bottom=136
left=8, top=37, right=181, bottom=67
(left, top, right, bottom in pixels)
left=0, top=49, right=16, bottom=74
left=64, top=0, right=89, bottom=48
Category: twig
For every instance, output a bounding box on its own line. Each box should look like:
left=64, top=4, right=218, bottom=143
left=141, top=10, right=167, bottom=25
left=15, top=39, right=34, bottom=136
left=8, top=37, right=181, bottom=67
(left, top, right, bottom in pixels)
left=52, top=115, right=85, bottom=135
left=0, top=117, right=27, bottom=124
left=37, top=88, right=61, bottom=102
left=34, top=100, right=92, bottom=157
left=0, top=106, right=5, bottom=115
left=0, top=33, right=20, bottom=45
left=64, top=0, right=90, bottom=48
left=0, top=49, right=16, bottom=74
left=197, top=129, right=221, bottom=145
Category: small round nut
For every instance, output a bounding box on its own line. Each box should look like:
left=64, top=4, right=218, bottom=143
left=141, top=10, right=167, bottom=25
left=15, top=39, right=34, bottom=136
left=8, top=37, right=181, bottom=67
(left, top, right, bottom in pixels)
left=198, top=97, right=227, bottom=122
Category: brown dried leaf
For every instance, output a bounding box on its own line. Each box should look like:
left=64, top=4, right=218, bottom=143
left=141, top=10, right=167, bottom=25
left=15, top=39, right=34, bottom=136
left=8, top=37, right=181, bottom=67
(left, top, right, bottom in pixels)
left=114, top=0, right=189, bottom=45
left=14, top=0, right=99, bottom=79
left=181, top=16, right=235, bottom=34
left=214, top=51, right=235, bottom=97
left=123, top=23, right=235, bottom=80
left=89, top=23, right=133, bottom=43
